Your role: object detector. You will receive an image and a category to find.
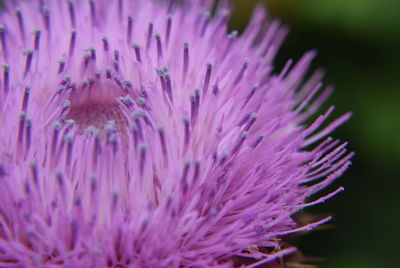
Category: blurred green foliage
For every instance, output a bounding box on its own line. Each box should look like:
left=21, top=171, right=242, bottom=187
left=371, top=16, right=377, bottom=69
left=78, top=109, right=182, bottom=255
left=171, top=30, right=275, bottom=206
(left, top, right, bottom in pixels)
left=231, top=0, right=400, bottom=267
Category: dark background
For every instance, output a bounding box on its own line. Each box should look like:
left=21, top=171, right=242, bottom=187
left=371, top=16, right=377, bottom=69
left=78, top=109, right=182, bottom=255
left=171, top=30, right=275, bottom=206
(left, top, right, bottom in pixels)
left=230, top=0, right=400, bottom=267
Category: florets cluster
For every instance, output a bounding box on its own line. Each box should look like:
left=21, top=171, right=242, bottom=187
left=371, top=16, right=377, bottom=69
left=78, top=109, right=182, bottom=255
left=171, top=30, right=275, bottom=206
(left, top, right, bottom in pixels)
left=0, top=0, right=352, bottom=267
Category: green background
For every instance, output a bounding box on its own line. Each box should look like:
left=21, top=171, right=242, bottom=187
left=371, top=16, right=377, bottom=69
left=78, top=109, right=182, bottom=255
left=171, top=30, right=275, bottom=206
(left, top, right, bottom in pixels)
left=230, top=0, right=400, bottom=267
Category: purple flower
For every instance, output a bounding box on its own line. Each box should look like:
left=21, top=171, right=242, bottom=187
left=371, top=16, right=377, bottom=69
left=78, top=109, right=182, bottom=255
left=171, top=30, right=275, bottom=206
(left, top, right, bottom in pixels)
left=0, top=0, right=353, bottom=267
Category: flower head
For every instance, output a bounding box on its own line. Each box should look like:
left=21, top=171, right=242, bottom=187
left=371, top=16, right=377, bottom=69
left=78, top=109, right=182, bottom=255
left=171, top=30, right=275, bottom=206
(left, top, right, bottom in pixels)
left=0, top=0, right=353, bottom=267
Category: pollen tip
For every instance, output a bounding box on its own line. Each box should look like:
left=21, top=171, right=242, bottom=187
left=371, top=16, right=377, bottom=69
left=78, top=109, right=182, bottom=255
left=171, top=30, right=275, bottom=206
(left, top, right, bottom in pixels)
left=65, top=119, right=75, bottom=127
left=64, top=133, right=73, bottom=142
left=138, top=143, right=147, bottom=151
left=132, top=110, right=144, bottom=118
left=136, top=97, right=146, bottom=107
left=23, top=49, right=34, bottom=56
left=53, top=121, right=62, bottom=131
left=105, top=120, right=117, bottom=131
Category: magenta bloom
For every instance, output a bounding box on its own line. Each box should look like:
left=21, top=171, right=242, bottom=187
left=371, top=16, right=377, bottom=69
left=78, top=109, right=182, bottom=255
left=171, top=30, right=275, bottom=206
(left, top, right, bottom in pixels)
left=0, top=0, right=353, bottom=267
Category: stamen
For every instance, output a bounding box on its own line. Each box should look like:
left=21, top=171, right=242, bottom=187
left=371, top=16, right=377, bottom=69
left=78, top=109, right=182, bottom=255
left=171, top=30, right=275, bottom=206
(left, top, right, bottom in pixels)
left=136, top=97, right=146, bottom=108
left=114, top=50, right=120, bottom=62
left=231, top=131, right=249, bottom=155
left=21, top=86, right=30, bottom=112
left=238, top=113, right=250, bottom=126
left=167, top=0, right=175, bottom=12
left=203, top=62, right=212, bottom=95
left=146, top=22, right=153, bottom=51
left=157, top=68, right=173, bottom=102
left=183, top=116, right=190, bottom=149
left=41, top=6, right=50, bottom=32
left=212, top=84, right=219, bottom=95
left=89, top=0, right=96, bottom=27
left=192, top=160, right=200, bottom=182
left=25, top=118, right=32, bottom=151
left=65, top=119, right=75, bottom=132
left=51, top=121, right=62, bottom=155
left=0, top=164, right=6, bottom=178
left=118, top=0, right=124, bottom=17
left=132, top=111, right=143, bottom=141
left=89, top=47, right=96, bottom=61
left=157, top=68, right=167, bottom=92
left=16, top=8, right=26, bottom=41
left=157, top=126, right=168, bottom=158
left=60, top=76, right=72, bottom=86
left=102, top=36, right=109, bottom=52
left=83, top=53, right=90, bottom=69
left=107, top=132, right=118, bottom=154
left=127, top=15, right=133, bottom=44
left=155, top=33, right=163, bottom=60
left=18, top=112, right=26, bottom=145
left=90, top=174, right=97, bottom=195
left=55, top=170, right=65, bottom=191
left=212, top=151, right=217, bottom=163
left=251, top=135, right=264, bottom=149
left=105, top=67, right=112, bottom=79
left=113, top=61, right=119, bottom=73
left=138, top=143, right=147, bottom=176
left=165, top=73, right=173, bottom=103
left=30, top=161, right=38, bottom=185
left=181, top=159, right=191, bottom=194
left=105, top=120, right=116, bottom=138
left=69, top=29, right=77, bottom=57
left=3, top=64, right=10, bottom=94
left=182, top=42, right=189, bottom=83
left=67, top=0, right=76, bottom=27
left=92, top=129, right=101, bottom=165
left=132, top=43, right=141, bottom=63
left=242, top=84, right=258, bottom=109
left=131, top=124, right=139, bottom=150
left=118, top=95, right=134, bottom=108
left=23, top=49, right=34, bottom=78
left=33, top=30, right=41, bottom=50
left=234, top=59, right=249, bottom=85
left=64, top=134, right=73, bottom=167
left=201, top=12, right=210, bottom=37
left=70, top=220, right=79, bottom=250
left=165, top=15, right=172, bottom=46
left=190, top=89, right=200, bottom=126
left=24, top=180, right=31, bottom=195
left=0, top=25, right=8, bottom=60
left=223, top=31, right=238, bottom=59
left=219, top=151, right=229, bottom=166
left=244, top=113, right=258, bottom=131
left=58, top=59, right=66, bottom=74
left=112, top=191, right=119, bottom=212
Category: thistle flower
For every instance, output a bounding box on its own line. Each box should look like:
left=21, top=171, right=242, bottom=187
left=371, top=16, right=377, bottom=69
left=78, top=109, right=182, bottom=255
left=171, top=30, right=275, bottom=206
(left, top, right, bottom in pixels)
left=0, top=0, right=353, bottom=267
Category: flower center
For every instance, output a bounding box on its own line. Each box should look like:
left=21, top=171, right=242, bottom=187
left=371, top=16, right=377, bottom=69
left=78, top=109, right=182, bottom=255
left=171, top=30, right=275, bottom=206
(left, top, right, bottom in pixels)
left=67, top=103, right=128, bottom=133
